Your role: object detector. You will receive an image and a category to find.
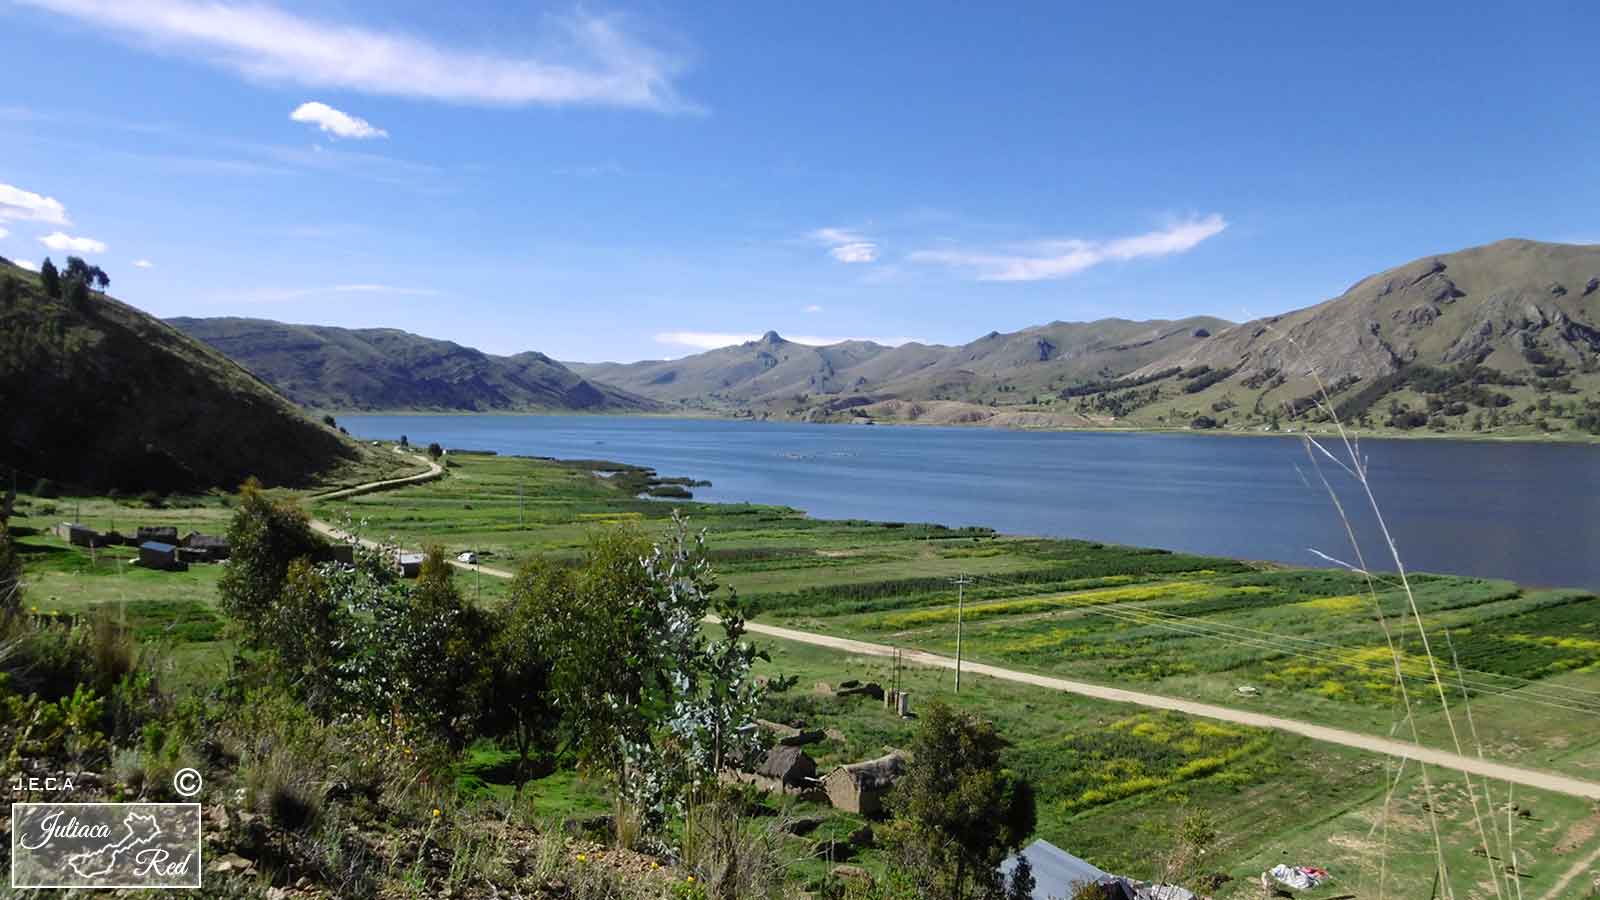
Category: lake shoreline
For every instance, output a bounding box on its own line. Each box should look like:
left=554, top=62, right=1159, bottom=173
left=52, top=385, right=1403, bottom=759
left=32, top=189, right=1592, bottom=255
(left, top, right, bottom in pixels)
left=327, top=407, right=1600, bottom=447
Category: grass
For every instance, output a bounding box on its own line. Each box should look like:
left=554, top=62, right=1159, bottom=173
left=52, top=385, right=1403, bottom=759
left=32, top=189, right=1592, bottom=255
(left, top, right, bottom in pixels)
left=15, top=449, right=1600, bottom=896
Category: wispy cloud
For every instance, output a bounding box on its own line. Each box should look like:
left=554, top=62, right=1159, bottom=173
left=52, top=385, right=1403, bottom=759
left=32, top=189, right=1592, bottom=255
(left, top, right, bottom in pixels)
left=654, top=331, right=920, bottom=350
left=291, top=101, right=387, bottom=139
left=18, top=0, right=699, bottom=113
left=132, top=259, right=154, bottom=269
left=809, top=226, right=880, bottom=264
left=0, top=182, right=70, bottom=225
left=0, top=226, right=8, bottom=240
left=39, top=231, right=107, bottom=253
left=910, top=214, right=1227, bottom=282
left=802, top=304, right=822, bottom=313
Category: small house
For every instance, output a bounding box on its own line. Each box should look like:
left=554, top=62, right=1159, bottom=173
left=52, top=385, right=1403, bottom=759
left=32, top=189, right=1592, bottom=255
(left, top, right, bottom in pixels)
left=136, top=525, right=179, bottom=545
left=181, top=532, right=231, bottom=561
left=395, top=552, right=425, bottom=578
left=824, top=751, right=906, bottom=816
left=138, top=541, right=187, bottom=572
left=55, top=522, right=104, bottom=547
left=755, top=746, right=817, bottom=791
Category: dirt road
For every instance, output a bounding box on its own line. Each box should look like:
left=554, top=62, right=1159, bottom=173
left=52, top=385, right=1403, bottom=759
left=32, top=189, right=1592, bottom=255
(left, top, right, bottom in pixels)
left=306, top=456, right=1600, bottom=802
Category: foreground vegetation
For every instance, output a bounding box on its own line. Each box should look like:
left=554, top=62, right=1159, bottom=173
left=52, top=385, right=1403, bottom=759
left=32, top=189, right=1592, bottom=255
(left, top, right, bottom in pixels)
left=7, top=448, right=1600, bottom=898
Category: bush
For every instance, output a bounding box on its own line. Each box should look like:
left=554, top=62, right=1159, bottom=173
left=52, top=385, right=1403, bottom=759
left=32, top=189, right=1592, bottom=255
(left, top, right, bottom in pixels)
left=33, top=478, right=58, bottom=499
left=1189, top=415, right=1218, bottom=430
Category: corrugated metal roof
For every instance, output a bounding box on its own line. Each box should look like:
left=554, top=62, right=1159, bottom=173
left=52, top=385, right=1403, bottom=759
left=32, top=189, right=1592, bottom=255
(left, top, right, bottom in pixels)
left=999, top=839, right=1110, bottom=899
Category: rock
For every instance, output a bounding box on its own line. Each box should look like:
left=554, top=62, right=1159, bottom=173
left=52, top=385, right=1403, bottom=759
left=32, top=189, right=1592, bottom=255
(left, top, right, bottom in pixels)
left=1549, top=281, right=1568, bottom=296
left=812, top=838, right=856, bottom=862
left=813, top=682, right=833, bottom=695
left=266, top=888, right=291, bottom=900
left=295, top=876, right=311, bottom=889
left=1193, top=327, right=1211, bottom=338
left=837, top=681, right=884, bottom=701
left=824, top=727, right=847, bottom=743
left=848, top=824, right=875, bottom=847
left=208, top=853, right=255, bottom=875
left=784, top=816, right=825, bottom=836
left=1586, top=277, right=1600, bottom=296
left=832, top=864, right=874, bottom=885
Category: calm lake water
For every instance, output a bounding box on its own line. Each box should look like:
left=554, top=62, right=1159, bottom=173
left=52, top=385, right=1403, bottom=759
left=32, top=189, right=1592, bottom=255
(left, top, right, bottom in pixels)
left=341, top=416, right=1600, bottom=590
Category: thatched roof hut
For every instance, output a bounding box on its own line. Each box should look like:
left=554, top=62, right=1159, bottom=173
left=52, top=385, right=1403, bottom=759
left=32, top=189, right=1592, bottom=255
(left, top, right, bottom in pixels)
left=824, top=751, right=906, bottom=816
left=756, top=746, right=817, bottom=789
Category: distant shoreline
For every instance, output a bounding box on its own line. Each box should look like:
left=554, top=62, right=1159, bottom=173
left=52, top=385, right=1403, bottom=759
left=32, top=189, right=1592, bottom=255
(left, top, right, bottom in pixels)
left=327, top=407, right=1600, bottom=446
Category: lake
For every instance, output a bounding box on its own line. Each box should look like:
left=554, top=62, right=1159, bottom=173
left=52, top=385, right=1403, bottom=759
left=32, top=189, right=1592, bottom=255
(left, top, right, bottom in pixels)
left=340, top=415, right=1600, bottom=590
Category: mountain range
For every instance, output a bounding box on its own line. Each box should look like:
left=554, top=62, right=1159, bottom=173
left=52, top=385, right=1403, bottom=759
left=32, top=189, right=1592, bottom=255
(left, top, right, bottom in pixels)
left=167, top=318, right=660, bottom=414
left=165, top=239, right=1600, bottom=437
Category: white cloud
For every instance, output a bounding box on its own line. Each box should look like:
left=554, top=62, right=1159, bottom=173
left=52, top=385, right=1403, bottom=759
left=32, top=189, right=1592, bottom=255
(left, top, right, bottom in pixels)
left=0, top=182, right=70, bottom=224
left=910, top=214, right=1228, bottom=282
left=0, top=226, right=8, bottom=239
left=809, top=226, right=880, bottom=264
left=654, top=331, right=920, bottom=350
left=132, top=259, right=154, bottom=268
left=39, top=231, right=107, bottom=253
left=802, top=304, right=823, bottom=313
left=290, top=101, right=387, bottom=139
left=19, top=0, right=698, bottom=113
left=14, top=259, right=40, bottom=272
left=829, top=242, right=879, bottom=263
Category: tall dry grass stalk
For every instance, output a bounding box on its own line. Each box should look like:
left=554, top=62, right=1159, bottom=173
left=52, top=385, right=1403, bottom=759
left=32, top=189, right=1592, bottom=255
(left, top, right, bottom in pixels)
left=1283, top=329, right=1518, bottom=900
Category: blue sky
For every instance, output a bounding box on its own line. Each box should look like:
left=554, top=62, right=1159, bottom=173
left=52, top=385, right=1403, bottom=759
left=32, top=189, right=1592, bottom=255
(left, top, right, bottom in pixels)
left=2, top=1, right=1596, bottom=362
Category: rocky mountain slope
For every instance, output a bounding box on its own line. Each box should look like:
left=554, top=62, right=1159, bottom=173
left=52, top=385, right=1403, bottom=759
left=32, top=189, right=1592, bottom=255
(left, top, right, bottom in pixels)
left=0, top=260, right=355, bottom=491
left=1063, top=239, right=1600, bottom=435
left=567, top=317, right=1230, bottom=410
left=168, top=318, right=660, bottom=413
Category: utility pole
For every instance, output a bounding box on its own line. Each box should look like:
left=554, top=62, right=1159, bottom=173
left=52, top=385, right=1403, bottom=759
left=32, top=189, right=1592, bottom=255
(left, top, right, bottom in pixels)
left=949, top=575, right=974, bottom=693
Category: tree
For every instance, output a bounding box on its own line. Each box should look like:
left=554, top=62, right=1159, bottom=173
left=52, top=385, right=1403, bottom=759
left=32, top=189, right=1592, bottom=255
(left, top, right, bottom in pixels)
left=883, top=701, right=1036, bottom=900
left=66, top=277, right=90, bottom=309
left=426, top=442, right=443, bottom=461
left=39, top=258, right=61, bottom=298
left=389, top=546, right=492, bottom=748
left=218, top=478, right=326, bottom=642
left=492, top=558, right=566, bottom=796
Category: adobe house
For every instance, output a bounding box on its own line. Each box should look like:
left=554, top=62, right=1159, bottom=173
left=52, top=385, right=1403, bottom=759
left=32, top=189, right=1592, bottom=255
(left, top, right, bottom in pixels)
left=55, top=522, right=105, bottom=547
left=755, top=746, right=817, bottom=792
left=136, top=525, right=179, bottom=545
left=824, top=751, right=906, bottom=816
left=138, top=541, right=187, bottom=572
left=181, top=532, right=231, bottom=561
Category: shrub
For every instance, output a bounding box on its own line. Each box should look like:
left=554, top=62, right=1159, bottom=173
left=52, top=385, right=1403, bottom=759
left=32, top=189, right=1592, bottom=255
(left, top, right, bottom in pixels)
left=33, top=478, right=58, bottom=499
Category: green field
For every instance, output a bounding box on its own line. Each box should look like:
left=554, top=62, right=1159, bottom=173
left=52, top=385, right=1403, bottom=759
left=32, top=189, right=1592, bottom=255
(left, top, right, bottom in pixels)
left=13, top=449, right=1600, bottom=897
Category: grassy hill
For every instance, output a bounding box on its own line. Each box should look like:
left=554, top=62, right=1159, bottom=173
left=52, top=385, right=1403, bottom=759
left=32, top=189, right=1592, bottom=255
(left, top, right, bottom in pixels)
left=1055, top=239, right=1600, bottom=436
left=567, top=317, right=1230, bottom=414
left=0, top=260, right=356, bottom=492
left=168, top=317, right=661, bottom=413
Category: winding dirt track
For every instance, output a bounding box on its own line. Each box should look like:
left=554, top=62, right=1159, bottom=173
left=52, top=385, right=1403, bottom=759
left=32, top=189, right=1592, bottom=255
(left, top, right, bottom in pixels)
left=307, top=454, right=1600, bottom=802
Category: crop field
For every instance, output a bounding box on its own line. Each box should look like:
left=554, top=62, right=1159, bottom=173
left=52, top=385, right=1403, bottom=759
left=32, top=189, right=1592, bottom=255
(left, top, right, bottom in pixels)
left=13, top=448, right=1600, bottom=896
